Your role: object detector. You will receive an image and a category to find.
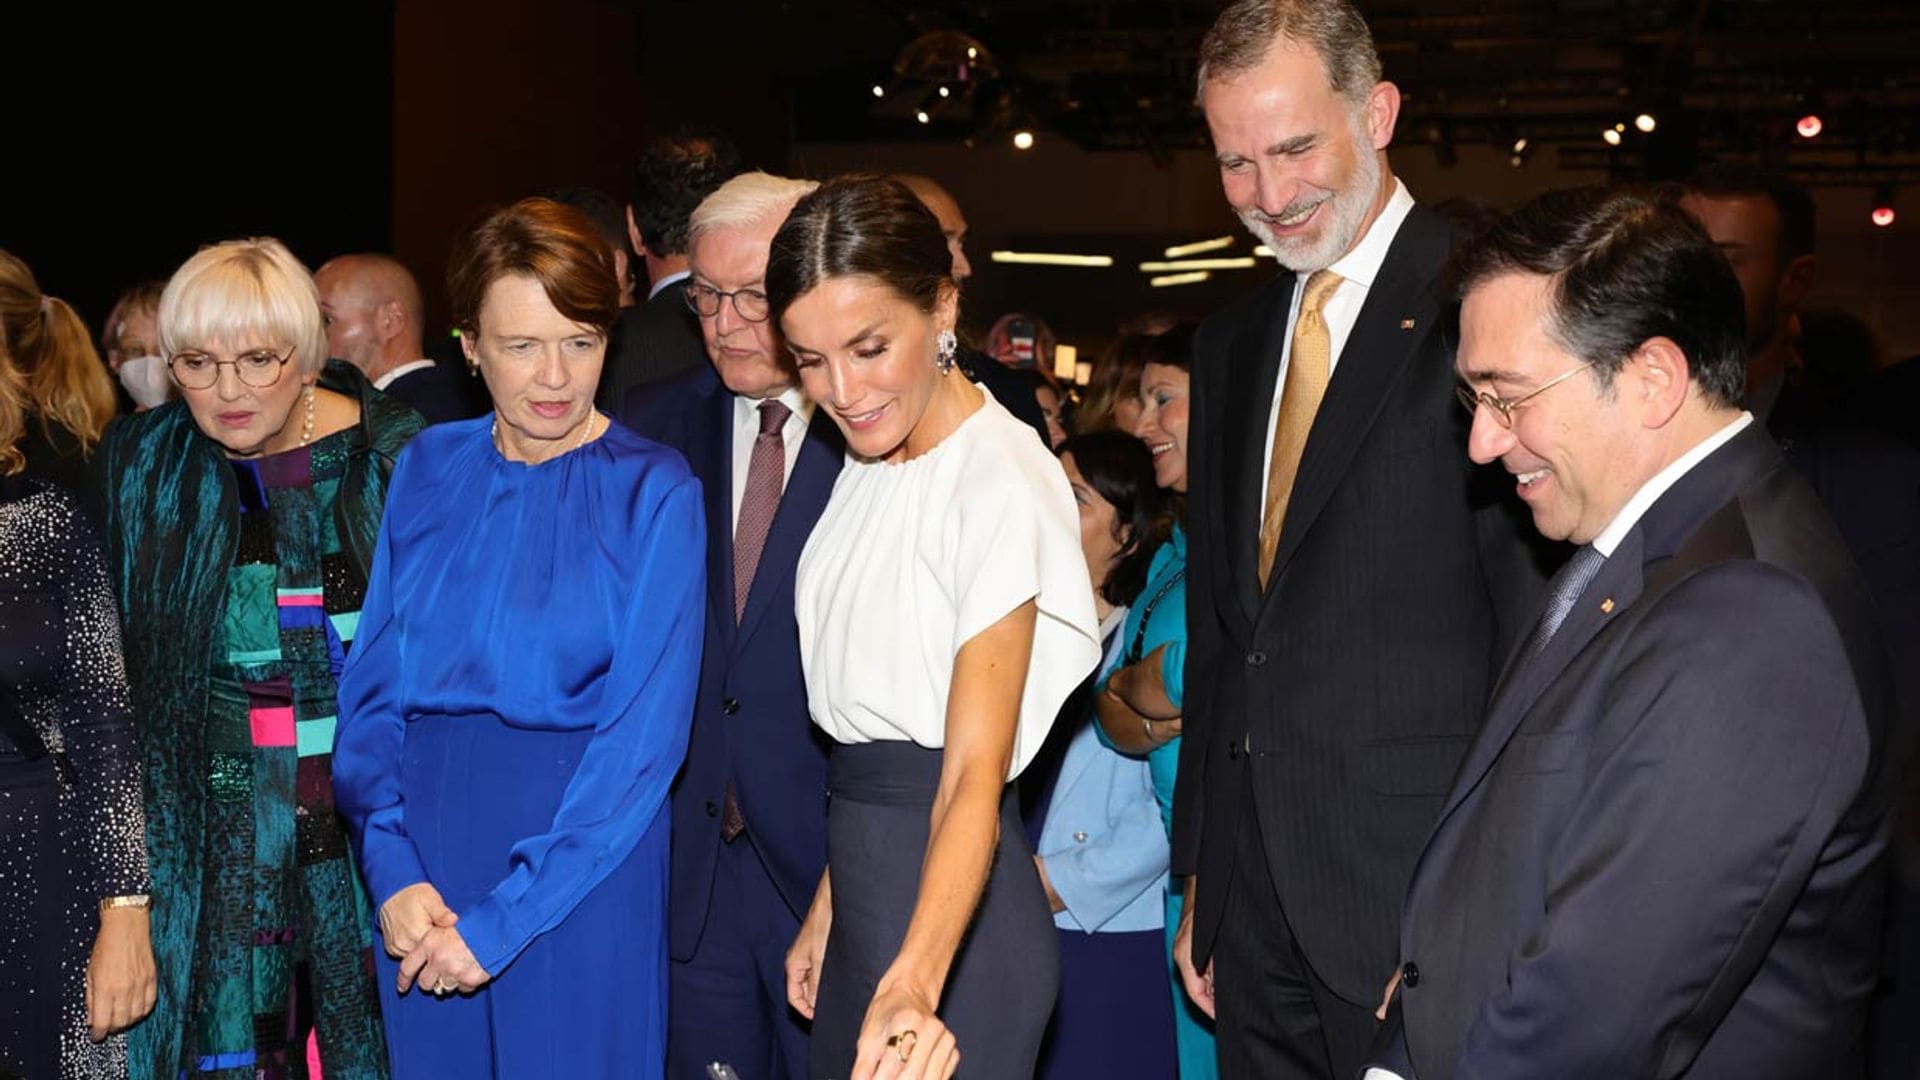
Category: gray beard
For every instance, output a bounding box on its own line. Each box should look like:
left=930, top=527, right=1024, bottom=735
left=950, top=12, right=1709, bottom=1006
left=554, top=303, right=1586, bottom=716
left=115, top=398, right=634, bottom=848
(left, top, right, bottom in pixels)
left=1241, top=139, right=1384, bottom=274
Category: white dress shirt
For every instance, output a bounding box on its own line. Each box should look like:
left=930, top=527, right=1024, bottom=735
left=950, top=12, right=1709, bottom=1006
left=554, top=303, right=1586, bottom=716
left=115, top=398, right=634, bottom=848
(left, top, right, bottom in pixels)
left=730, top=386, right=815, bottom=536
left=1259, top=178, right=1417, bottom=509
left=373, top=358, right=436, bottom=391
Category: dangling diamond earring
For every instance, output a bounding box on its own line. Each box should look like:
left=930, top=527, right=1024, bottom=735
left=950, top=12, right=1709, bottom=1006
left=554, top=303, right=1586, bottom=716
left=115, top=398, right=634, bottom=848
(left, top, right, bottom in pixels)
left=935, top=329, right=958, bottom=374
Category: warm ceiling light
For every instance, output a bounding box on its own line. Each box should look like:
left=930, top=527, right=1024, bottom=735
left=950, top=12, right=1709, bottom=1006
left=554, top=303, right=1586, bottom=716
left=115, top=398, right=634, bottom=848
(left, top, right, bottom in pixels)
left=1012, top=130, right=1035, bottom=150
left=871, top=85, right=885, bottom=98
left=1871, top=187, right=1897, bottom=228
left=1797, top=114, right=1823, bottom=138
left=1511, top=137, right=1529, bottom=154
left=1138, top=257, right=1258, bottom=271
left=915, top=110, right=931, bottom=124
left=1163, top=236, right=1235, bottom=258
left=989, top=251, right=1115, bottom=267
left=1602, top=128, right=1623, bottom=146
left=937, top=86, right=951, bottom=98
left=1150, top=271, right=1212, bottom=288
left=1634, top=113, right=1657, bottom=133
left=1253, top=245, right=1275, bottom=258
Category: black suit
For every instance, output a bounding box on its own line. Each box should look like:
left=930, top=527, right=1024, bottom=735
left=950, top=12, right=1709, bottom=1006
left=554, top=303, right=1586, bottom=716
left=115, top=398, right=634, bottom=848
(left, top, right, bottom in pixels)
left=378, top=361, right=482, bottom=425
left=598, top=278, right=709, bottom=410
left=1174, top=204, right=1549, bottom=1076
left=1380, top=424, right=1901, bottom=1078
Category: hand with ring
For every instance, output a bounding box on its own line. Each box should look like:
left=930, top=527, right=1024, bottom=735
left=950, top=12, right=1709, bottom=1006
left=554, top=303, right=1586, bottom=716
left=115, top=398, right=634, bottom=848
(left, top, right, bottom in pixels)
left=852, top=980, right=958, bottom=1079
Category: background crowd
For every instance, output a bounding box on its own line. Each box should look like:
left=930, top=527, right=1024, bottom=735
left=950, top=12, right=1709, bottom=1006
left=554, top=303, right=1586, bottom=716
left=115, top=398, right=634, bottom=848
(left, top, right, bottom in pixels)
left=4, top=1, right=1920, bottom=1079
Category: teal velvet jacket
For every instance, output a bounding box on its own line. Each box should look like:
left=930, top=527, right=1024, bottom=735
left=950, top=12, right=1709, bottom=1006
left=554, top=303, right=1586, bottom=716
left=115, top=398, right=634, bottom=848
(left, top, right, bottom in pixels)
left=95, top=361, right=421, bottom=1073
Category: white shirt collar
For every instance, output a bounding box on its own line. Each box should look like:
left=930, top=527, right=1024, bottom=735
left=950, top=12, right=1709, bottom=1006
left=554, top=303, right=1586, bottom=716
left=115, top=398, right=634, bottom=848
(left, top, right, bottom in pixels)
left=732, top=384, right=814, bottom=431
left=373, top=358, right=436, bottom=391
left=1314, top=176, right=1414, bottom=291
left=1591, top=411, right=1754, bottom=557
left=649, top=269, right=692, bottom=301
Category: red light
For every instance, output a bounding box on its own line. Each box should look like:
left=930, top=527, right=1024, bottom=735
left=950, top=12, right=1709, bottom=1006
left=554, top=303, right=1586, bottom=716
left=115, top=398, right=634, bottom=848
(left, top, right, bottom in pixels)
left=1871, top=206, right=1896, bottom=228
left=1796, top=114, right=1823, bottom=138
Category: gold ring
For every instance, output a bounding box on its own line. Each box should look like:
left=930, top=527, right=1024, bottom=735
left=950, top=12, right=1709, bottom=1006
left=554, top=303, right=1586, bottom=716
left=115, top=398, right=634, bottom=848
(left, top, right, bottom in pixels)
left=886, top=1029, right=917, bottom=1063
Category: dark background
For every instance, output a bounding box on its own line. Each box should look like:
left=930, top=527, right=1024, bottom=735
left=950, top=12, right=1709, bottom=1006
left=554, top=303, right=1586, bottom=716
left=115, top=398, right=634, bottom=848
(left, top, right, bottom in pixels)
left=11, top=0, right=1918, bottom=361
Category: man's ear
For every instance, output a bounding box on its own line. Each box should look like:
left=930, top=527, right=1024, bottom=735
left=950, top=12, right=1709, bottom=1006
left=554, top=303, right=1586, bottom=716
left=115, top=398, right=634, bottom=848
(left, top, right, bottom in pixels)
left=626, top=207, right=650, bottom=260
left=1627, top=336, right=1692, bottom=427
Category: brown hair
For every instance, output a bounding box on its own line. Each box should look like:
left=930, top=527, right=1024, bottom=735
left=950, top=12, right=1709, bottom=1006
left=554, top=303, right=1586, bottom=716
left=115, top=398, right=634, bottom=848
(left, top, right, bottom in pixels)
left=0, top=346, right=27, bottom=475
left=1196, top=0, right=1383, bottom=105
left=447, top=197, right=620, bottom=337
left=765, top=174, right=954, bottom=324
left=1074, top=332, right=1157, bottom=435
left=0, top=249, right=117, bottom=452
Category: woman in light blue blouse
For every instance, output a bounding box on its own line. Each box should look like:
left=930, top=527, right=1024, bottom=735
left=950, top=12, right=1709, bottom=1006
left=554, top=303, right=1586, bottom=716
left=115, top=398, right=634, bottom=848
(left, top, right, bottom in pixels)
left=1096, top=323, right=1216, bottom=1079
left=332, top=199, right=702, bottom=1079
left=1031, top=430, right=1176, bottom=1079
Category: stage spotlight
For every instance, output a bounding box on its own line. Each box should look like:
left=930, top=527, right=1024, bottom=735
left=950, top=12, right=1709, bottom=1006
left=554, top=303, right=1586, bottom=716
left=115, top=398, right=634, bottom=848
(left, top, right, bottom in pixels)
left=1602, top=128, right=1623, bottom=147
left=1634, top=113, right=1657, bottom=133
left=1797, top=114, right=1823, bottom=138
left=1871, top=187, right=1896, bottom=228
left=1013, top=130, right=1035, bottom=150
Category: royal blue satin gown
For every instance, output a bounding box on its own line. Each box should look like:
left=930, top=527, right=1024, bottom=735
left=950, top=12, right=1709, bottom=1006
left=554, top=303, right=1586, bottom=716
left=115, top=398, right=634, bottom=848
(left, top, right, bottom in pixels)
left=332, top=416, right=703, bottom=1079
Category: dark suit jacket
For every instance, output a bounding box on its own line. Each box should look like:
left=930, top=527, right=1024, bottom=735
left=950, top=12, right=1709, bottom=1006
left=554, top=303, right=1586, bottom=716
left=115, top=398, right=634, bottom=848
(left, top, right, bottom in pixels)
left=621, top=363, right=841, bottom=960
left=1389, top=425, right=1900, bottom=1078
left=379, top=361, right=483, bottom=425
left=1172, top=204, right=1550, bottom=1004
left=599, top=279, right=709, bottom=411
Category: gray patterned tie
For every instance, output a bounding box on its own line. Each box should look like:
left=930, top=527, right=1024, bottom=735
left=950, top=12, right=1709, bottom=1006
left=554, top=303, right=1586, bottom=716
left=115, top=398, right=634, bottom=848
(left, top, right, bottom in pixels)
left=733, top=398, right=791, bottom=623
left=1523, top=544, right=1606, bottom=662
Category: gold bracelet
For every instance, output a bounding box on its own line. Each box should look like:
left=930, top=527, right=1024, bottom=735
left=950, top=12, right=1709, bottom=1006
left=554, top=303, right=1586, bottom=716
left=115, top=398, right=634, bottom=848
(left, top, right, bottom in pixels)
left=101, top=894, right=151, bottom=911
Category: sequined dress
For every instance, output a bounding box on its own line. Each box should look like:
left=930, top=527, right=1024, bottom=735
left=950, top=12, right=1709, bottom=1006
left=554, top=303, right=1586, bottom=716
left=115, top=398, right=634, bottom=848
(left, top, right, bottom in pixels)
left=167, top=430, right=389, bottom=1079
left=0, top=474, right=145, bottom=1080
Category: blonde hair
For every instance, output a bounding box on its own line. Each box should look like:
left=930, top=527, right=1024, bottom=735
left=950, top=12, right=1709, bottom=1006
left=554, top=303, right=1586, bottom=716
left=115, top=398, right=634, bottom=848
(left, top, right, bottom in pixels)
left=159, top=238, right=328, bottom=377
left=0, top=347, right=27, bottom=475
left=0, top=249, right=117, bottom=453
left=688, top=172, right=819, bottom=248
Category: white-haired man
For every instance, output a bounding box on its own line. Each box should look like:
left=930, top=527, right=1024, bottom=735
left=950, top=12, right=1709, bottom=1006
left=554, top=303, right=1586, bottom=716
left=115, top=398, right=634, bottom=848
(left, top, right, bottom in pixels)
left=619, top=172, right=838, bottom=1080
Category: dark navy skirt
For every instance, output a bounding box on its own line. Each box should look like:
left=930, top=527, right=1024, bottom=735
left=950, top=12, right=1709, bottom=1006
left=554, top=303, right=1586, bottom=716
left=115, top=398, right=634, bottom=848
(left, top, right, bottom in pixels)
left=809, top=741, right=1059, bottom=1079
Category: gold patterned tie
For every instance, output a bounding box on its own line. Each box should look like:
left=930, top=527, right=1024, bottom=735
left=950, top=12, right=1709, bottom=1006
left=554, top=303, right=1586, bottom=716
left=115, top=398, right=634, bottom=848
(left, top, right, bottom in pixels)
left=1258, top=269, right=1343, bottom=589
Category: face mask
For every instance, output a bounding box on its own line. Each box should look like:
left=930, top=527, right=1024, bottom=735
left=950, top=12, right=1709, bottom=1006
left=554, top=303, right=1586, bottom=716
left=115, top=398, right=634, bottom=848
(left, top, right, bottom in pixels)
left=118, top=354, right=172, bottom=409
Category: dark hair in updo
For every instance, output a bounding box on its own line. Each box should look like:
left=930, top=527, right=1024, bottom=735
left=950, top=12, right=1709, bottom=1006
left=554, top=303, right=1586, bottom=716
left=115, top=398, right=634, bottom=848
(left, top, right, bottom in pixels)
left=766, top=174, right=955, bottom=325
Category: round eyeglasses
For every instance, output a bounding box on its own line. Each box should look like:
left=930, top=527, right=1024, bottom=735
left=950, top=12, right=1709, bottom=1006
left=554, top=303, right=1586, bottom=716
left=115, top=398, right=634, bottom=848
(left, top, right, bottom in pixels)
left=1454, top=359, right=1597, bottom=428
left=168, top=346, right=296, bottom=390
left=684, top=282, right=770, bottom=323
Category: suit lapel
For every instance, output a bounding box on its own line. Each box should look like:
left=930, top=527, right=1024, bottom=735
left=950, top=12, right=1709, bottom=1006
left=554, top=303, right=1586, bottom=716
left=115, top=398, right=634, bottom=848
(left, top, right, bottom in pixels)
left=1224, top=279, right=1297, bottom=630
left=697, top=387, right=737, bottom=652
left=734, top=409, right=843, bottom=650
left=1263, top=246, right=1442, bottom=591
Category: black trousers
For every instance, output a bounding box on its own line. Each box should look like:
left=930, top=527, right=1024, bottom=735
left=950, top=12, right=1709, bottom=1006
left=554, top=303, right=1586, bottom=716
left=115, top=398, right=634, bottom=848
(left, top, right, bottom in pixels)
left=810, top=742, right=1058, bottom=1079
left=1213, top=784, right=1383, bottom=1080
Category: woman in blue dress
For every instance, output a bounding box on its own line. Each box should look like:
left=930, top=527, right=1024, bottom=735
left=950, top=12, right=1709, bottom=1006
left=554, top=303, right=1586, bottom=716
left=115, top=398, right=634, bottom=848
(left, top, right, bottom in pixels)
left=332, top=198, right=703, bottom=1079
left=1095, top=324, right=1217, bottom=1079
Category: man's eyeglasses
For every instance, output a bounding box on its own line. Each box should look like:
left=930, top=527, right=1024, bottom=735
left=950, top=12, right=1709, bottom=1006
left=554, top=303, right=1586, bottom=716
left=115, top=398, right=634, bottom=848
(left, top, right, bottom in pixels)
left=168, top=346, right=296, bottom=390
left=1454, top=359, right=1597, bottom=428
left=684, top=282, right=770, bottom=323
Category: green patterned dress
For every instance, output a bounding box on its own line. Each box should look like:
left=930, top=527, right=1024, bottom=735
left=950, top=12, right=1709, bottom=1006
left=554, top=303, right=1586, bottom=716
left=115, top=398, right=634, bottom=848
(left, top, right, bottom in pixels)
left=176, top=428, right=388, bottom=1079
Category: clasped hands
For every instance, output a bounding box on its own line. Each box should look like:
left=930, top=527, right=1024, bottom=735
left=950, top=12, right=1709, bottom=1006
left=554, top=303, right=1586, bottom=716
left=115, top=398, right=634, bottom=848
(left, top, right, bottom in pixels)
left=378, top=882, right=491, bottom=997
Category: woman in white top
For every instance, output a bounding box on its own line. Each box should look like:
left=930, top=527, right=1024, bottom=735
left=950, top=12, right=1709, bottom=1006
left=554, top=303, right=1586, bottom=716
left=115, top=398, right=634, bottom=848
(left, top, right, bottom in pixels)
left=771, top=175, right=1101, bottom=1080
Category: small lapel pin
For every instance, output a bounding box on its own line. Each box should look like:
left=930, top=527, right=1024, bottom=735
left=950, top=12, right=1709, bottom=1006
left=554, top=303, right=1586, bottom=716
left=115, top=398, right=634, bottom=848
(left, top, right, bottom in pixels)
left=1399, top=318, right=1418, bottom=330
left=1600, top=597, right=1615, bottom=614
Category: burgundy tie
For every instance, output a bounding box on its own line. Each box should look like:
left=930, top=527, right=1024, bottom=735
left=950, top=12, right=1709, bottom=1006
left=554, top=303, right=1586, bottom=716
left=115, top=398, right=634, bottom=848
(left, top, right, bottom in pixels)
left=733, top=398, right=791, bottom=623
left=721, top=399, right=789, bottom=843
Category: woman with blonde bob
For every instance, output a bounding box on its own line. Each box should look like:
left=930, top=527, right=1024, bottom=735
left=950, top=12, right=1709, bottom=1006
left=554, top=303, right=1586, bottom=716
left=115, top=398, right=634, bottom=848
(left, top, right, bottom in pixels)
left=0, top=249, right=119, bottom=511
left=96, top=237, right=419, bottom=1080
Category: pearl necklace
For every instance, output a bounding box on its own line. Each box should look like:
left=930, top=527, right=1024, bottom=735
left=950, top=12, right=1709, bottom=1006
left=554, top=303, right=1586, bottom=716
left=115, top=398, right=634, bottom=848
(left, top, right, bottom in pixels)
left=491, top=411, right=599, bottom=459
left=299, top=386, right=316, bottom=446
